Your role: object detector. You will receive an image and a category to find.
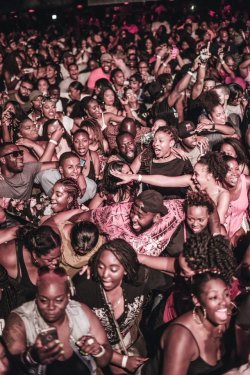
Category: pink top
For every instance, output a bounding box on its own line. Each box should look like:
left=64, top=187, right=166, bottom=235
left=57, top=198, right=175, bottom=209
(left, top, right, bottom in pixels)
left=90, top=199, right=184, bottom=256
left=225, top=174, right=249, bottom=238
left=87, top=68, right=111, bottom=90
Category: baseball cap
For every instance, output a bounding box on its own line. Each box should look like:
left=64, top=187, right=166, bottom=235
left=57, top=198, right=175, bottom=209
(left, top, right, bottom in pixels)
left=137, top=190, right=167, bottom=216
left=29, top=90, right=43, bottom=102
left=100, top=53, right=112, bottom=63
left=178, top=121, right=196, bottom=139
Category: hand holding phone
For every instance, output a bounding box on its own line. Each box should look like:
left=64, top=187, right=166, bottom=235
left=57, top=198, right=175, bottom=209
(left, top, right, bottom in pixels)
left=39, top=327, right=58, bottom=346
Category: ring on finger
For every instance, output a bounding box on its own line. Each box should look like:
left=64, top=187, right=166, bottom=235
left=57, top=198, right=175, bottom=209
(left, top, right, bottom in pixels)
left=87, top=338, right=94, bottom=345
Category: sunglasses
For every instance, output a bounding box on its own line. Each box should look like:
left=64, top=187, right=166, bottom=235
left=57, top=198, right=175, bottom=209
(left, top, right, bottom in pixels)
left=2, top=150, right=24, bottom=158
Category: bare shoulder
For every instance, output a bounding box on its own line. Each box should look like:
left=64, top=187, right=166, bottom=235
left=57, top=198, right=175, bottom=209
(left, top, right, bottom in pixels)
left=3, top=312, right=26, bottom=354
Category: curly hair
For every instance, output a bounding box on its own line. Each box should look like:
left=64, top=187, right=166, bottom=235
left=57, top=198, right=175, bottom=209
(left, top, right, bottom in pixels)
left=98, top=160, right=135, bottom=200
left=197, top=151, right=228, bottom=182
left=213, top=137, right=249, bottom=167
left=54, top=177, right=81, bottom=209
left=183, top=191, right=214, bottom=214
left=183, top=232, right=236, bottom=284
left=200, top=90, right=220, bottom=115
left=91, top=239, right=139, bottom=284
left=191, top=272, right=229, bottom=300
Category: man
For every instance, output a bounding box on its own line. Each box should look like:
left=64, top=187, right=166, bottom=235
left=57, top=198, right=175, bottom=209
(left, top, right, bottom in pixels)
left=59, top=51, right=75, bottom=80
left=59, top=63, right=90, bottom=94
left=108, top=132, right=139, bottom=165
left=0, top=143, right=57, bottom=199
left=8, top=77, right=34, bottom=114
left=3, top=268, right=112, bottom=374
left=72, top=190, right=184, bottom=256
left=87, top=53, right=113, bottom=91
left=37, top=151, right=97, bottom=202
left=177, top=121, right=208, bottom=166
left=28, top=90, right=43, bottom=123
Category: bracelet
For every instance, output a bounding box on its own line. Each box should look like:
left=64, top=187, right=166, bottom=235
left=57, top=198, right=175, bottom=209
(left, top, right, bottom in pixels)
left=187, top=70, right=194, bottom=77
left=212, top=232, right=220, bottom=237
left=121, top=355, right=128, bottom=368
left=21, top=348, right=39, bottom=367
left=93, top=345, right=105, bottom=358
left=220, top=60, right=225, bottom=65
left=49, top=139, right=58, bottom=145
left=200, top=64, right=206, bottom=68
left=162, top=62, right=167, bottom=67
left=156, top=55, right=162, bottom=60
left=137, top=174, right=142, bottom=182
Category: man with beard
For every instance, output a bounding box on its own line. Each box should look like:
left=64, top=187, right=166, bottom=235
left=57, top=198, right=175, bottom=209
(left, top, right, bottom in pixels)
left=8, top=77, right=34, bottom=114
left=87, top=53, right=113, bottom=92
left=71, top=190, right=184, bottom=256
left=110, top=132, right=140, bottom=165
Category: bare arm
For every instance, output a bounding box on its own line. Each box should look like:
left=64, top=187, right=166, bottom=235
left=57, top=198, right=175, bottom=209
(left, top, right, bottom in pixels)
left=161, top=324, right=198, bottom=375
left=191, top=65, right=206, bottom=100
left=138, top=254, right=176, bottom=274
left=3, top=312, right=27, bottom=354
left=217, top=190, right=230, bottom=225
left=88, top=193, right=106, bottom=210
left=80, top=303, right=112, bottom=367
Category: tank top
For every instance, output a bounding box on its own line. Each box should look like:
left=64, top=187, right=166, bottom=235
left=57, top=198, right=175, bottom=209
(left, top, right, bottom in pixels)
left=224, top=174, right=249, bottom=238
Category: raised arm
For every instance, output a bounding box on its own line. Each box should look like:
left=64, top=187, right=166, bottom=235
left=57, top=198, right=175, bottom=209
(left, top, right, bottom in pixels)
left=138, top=254, right=176, bottom=274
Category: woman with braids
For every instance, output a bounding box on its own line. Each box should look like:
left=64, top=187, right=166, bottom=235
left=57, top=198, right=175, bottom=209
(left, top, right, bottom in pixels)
left=112, top=151, right=230, bottom=224
left=89, top=161, right=137, bottom=210
left=138, top=272, right=236, bottom=375
left=138, top=232, right=237, bottom=323
left=73, top=239, right=153, bottom=374
left=0, top=225, right=61, bottom=308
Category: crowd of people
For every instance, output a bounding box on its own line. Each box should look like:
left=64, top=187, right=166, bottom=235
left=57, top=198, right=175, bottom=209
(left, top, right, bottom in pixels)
left=0, top=0, right=249, bottom=374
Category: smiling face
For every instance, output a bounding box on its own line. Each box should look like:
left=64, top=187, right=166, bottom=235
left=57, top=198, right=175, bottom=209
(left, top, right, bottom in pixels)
left=130, top=199, right=159, bottom=233
left=153, top=131, right=174, bottom=159
left=97, top=250, right=125, bottom=291
left=192, top=163, right=211, bottom=189
left=209, top=104, right=226, bottom=125
left=73, top=132, right=89, bottom=157
left=86, top=100, right=101, bottom=119
left=117, top=133, right=136, bottom=163
left=19, top=119, right=39, bottom=141
left=197, top=278, right=231, bottom=325
left=36, top=279, right=69, bottom=324
left=59, top=156, right=81, bottom=180
left=224, top=159, right=240, bottom=188
left=1, top=145, right=24, bottom=173
left=186, top=206, right=209, bottom=233
left=51, top=182, right=73, bottom=213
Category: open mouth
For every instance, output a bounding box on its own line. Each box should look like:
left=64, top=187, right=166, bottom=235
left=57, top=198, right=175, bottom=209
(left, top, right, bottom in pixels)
left=214, top=308, right=228, bottom=321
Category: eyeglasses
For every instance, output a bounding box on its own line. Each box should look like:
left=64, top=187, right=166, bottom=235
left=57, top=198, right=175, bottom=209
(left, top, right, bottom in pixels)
left=2, top=150, right=24, bottom=158
left=20, top=85, right=32, bottom=92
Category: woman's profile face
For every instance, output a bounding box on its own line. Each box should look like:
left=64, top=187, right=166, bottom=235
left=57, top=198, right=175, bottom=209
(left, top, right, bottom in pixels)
left=51, top=182, right=72, bottom=213
left=192, top=163, right=210, bottom=189
left=210, top=104, right=226, bottom=125
left=97, top=250, right=126, bottom=291
left=86, top=100, right=101, bottom=119
left=220, top=143, right=237, bottom=158
left=197, top=278, right=231, bottom=325
left=73, top=132, right=89, bottom=157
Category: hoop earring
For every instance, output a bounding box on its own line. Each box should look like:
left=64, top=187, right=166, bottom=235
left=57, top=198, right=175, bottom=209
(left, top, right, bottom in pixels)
left=193, top=304, right=207, bottom=324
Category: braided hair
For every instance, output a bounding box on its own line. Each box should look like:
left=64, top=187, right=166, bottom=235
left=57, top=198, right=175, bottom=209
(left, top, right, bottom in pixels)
left=183, top=232, right=236, bottom=284
left=54, top=177, right=81, bottom=209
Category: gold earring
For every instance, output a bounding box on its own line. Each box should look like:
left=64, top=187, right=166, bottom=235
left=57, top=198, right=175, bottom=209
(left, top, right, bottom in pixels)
left=193, top=304, right=207, bottom=324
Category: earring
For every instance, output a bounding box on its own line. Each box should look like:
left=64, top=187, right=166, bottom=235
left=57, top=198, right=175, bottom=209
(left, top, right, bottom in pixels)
left=193, top=304, right=207, bottom=324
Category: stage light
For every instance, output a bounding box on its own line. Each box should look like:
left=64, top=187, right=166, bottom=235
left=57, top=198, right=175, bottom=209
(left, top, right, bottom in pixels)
left=52, top=14, right=57, bottom=20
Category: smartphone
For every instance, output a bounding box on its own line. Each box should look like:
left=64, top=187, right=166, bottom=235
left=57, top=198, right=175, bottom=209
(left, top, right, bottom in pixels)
left=171, top=47, right=179, bottom=59
left=23, top=68, right=34, bottom=74
left=39, top=327, right=58, bottom=345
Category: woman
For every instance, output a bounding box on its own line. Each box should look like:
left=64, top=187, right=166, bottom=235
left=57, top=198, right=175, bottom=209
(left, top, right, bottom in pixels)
left=0, top=100, right=26, bottom=143
left=140, top=272, right=235, bottom=375
left=214, top=137, right=249, bottom=174
left=73, top=239, right=149, bottom=374
left=138, top=232, right=236, bottom=324
left=124, top=87, right=149, bottom=128
left=114, top=150, right=230, bottom=224
left=99, top=87, right=124, bottom=116
left=89, top=161, right=137, bottom=210
left=72, top=129, right=100, bottom=181
left=59, top=221, right=106, bottom=278
left=36, top=77, right=49, bottom=96
left=82, top=97, right=131, bottom=132
left=222, top=155, right=250, bottom=246
left=43, top=119, right=72, bottom=158
left=0, top=225, right=61, bottom=307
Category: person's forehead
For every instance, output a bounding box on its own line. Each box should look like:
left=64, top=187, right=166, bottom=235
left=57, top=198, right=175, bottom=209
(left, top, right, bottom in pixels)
left=2, top=144, right=19, bottom=154
left=63, top=156, right=80, bottom=165
left=120, top=135, right=134, bottom=145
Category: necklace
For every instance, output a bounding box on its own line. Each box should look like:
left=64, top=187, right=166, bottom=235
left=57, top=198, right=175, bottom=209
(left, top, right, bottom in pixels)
left=112, top=296, right=123, bottom=309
